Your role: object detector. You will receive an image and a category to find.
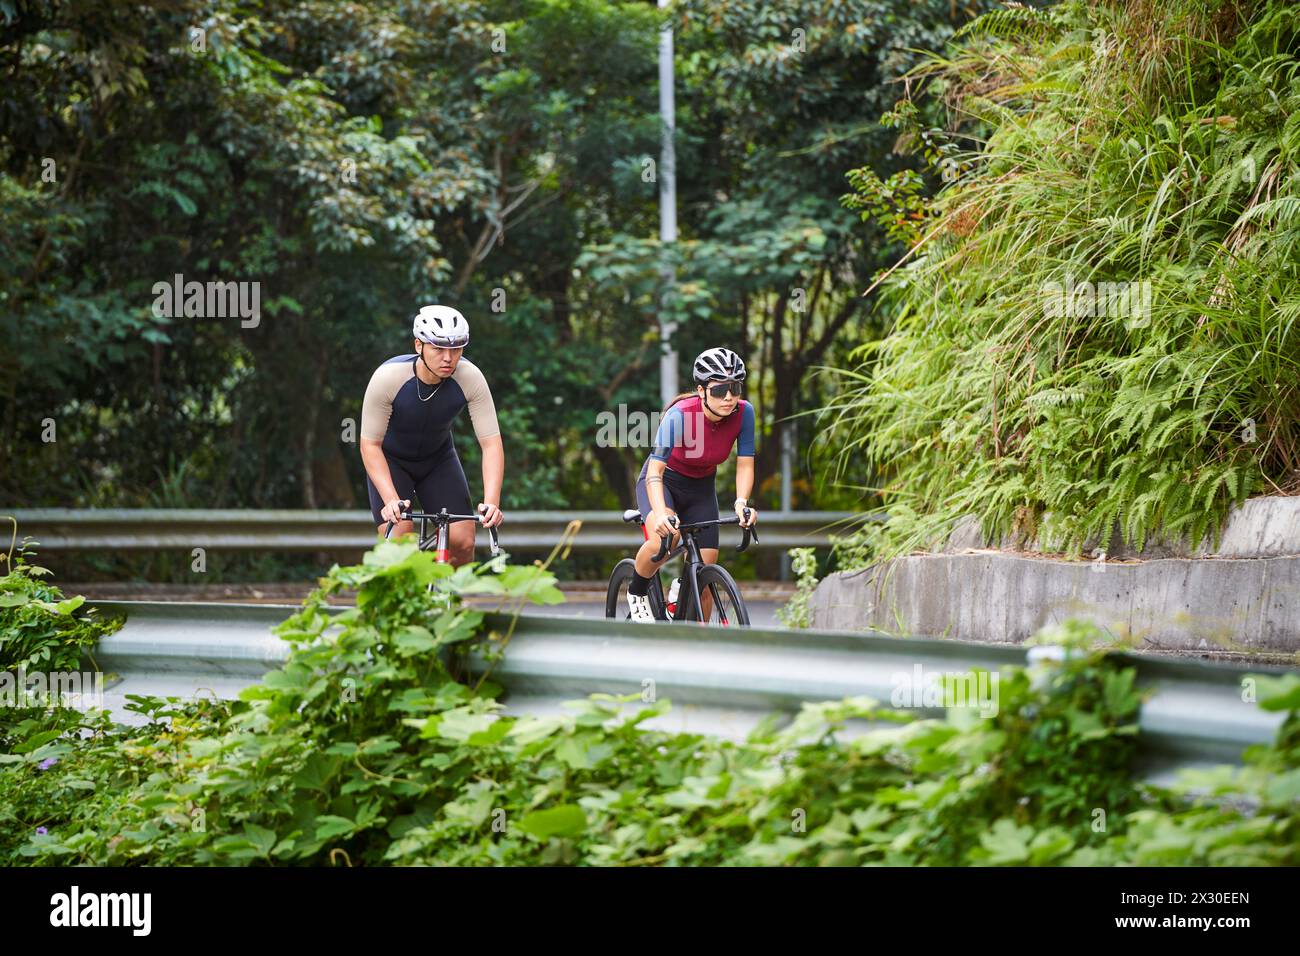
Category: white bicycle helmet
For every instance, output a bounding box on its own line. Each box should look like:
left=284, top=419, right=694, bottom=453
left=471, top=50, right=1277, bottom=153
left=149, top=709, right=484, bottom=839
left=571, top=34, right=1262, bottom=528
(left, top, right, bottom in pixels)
left=412, top=304, right=470, bottom=348
left=693, top=347, right=746, bottom=384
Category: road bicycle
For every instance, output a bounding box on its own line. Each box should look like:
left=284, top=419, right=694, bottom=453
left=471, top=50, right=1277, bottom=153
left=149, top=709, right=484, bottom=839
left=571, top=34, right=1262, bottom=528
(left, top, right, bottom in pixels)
left=604, top=508, right=757, bottom=625
left=379, top=506, right=501, bottom=679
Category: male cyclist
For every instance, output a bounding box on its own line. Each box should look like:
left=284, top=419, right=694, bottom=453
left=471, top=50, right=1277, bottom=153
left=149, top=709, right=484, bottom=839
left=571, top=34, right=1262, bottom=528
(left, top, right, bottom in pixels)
left=360, top=304, right=505, bottom=566
left=627, top=347, right=758, bottom=621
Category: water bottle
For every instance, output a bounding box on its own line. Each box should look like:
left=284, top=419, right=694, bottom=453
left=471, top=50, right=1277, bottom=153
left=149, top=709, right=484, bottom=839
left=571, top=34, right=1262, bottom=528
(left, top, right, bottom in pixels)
left=666, top=576, right=681, bottom=609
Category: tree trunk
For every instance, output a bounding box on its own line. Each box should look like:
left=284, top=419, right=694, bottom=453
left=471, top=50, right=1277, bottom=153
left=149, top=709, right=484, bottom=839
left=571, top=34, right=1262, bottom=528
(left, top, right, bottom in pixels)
left=592, top=442, right=637, bottom=508
left=312, top=410, right=355, bottom=507
left=301, top=346, right=326, bottom=509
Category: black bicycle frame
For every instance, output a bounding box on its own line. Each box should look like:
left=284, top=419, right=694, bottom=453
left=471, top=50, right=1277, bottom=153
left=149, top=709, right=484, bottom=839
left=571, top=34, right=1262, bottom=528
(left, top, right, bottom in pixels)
left=651, top=511, right=755, bottom=621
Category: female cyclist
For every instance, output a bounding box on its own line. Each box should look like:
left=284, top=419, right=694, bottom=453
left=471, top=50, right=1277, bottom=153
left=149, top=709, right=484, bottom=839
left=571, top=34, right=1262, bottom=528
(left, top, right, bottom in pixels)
left=626, top=347, right=758, bottom=621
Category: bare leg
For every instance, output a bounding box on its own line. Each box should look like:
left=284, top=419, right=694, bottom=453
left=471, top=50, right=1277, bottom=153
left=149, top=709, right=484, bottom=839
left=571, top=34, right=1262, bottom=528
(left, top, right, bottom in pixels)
left=447, top=520, right=476, bottom=567
left=378, top=520, right=414, bottom=539
left=633, top=508, right=679, bottom=578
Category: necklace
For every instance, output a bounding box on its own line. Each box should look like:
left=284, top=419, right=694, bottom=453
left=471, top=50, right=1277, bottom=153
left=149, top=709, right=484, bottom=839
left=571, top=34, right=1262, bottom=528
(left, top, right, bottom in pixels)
left=416, top=375, right=443, bottom=402
left=413, top=355, right=444, bottom=402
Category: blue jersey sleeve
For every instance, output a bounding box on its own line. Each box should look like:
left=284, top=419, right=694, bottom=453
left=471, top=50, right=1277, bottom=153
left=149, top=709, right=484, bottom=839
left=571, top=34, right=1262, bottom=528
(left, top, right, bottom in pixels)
left=736, top=401, right=756, bottom=457
left=650, top=406, right=686, bottom=461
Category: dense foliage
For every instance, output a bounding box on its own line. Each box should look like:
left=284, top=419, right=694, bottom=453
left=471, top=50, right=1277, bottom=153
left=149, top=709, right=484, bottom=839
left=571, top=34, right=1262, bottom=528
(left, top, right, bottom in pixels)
left=1, top=0, right=1003, bottom=563
left=825, top=0, right=1300, bottom=562
left=0, top=527, right=121, bottom=671
left=2, top=541, right=1297, bottom=865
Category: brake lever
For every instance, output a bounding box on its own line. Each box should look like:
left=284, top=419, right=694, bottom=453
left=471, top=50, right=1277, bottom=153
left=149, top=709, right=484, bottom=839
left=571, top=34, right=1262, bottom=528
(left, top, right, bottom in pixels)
left=652, top=516, right=678, bottom=562
left=473, top=504, right=502, bottom=556
left=382, top=511, right=411, bottom=540
left=735, top=508, right=758, bottom=552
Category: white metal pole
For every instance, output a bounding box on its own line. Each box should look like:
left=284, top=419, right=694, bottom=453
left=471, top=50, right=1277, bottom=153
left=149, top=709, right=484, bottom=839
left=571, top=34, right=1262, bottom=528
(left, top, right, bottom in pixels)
left=780, top=419, right=794, bottom=580
left=658, top=0, right=678, bottom=406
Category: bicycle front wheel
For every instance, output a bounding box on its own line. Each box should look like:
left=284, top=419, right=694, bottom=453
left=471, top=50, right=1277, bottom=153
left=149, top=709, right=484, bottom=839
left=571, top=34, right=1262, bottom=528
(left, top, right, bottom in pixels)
left=687, top=564, right=750, bottom=627
left=605, top=558, right=666, bottom=620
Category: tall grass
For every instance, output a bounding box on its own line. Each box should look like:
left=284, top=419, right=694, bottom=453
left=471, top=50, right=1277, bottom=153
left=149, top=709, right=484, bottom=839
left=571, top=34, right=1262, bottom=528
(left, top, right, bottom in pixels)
left=823, top=0, right=1300, bottom=562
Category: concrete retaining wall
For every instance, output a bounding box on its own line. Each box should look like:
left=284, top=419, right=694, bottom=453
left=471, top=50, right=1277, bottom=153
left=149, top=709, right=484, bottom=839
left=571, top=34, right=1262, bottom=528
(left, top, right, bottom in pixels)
left=809, top=495, right=1300, bottom=653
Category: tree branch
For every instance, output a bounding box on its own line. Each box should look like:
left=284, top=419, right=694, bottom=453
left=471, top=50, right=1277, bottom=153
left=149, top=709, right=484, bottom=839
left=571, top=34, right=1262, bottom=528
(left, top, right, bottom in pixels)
left=799, top=293, right=863, bottom=373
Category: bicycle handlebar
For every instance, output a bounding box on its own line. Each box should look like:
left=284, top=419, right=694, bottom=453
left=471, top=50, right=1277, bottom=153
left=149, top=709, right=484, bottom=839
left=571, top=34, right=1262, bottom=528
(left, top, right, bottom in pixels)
left=382, top=507, right=501, bottom=556
left=651, top=509, right=758, bottom=562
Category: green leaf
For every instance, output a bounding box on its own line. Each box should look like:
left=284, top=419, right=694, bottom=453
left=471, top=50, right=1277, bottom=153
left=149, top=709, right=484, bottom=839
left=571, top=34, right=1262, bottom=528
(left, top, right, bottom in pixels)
left=53, top=596, right=85, bottom=616
left=507, top=714, right=569, bottom=745
left=466, top=720, right=511, bottom=747
left=980, top=819, right=1033, bottom=864
left=262, top=667, right=309, bottom=692
left=517, top=805, right=586, bottom=840
left=433, top=610, right=483, bottom=646
left=1254, top=674, right=1300, bottom=712
left=392, top=625, right=436, bottom=656
left=1265, top=769, right=1300, bottom=805
left=314, top=815, right=356, bottom=840
left=551, top=735, right=582, bottom=769
left=421, top=707, right=499, bottom=742
left=244, top=824, right=279, bottom=859
left=13, top=730, right=63, bottom=753
left=293, top=753, right=342, bottom=791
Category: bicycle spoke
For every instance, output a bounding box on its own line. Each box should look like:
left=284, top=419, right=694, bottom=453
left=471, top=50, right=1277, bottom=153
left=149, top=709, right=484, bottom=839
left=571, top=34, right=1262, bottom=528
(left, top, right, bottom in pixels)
left=708, top=583, right=730, bottom=625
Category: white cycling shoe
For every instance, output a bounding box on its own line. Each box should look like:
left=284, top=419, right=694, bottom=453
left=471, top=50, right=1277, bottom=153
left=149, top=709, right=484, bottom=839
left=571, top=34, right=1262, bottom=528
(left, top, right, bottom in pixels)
left=626, top=592, right=655, bottom=622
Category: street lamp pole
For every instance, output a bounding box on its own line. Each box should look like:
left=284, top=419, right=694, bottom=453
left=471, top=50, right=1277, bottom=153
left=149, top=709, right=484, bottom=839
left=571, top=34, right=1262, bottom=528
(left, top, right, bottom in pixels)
left=657, top=0, right=679, bottom=406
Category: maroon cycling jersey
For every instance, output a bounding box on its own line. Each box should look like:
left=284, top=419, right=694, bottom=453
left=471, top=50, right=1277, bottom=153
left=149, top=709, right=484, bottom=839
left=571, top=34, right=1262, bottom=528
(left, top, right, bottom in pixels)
left=650, top=396, right=756, bottom=478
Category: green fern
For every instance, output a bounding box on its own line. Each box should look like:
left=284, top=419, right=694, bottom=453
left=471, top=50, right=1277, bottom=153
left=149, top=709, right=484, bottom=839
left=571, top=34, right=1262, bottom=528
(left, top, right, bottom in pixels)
left=953, top=4, right=1065, bottom=44
left=824, top=0, right=1293, bottom=565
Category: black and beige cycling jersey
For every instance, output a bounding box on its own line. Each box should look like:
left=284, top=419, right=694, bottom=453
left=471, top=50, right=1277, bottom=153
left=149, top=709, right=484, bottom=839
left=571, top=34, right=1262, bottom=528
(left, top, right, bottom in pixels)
left=361, top=354, right=500, bottom=460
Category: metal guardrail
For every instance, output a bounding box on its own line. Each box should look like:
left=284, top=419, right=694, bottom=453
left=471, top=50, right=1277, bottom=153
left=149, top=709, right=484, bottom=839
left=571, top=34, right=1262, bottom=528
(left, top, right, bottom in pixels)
left=83, top=601, right=1291, bottom=786
left=8, top=509, right=870, bottom=551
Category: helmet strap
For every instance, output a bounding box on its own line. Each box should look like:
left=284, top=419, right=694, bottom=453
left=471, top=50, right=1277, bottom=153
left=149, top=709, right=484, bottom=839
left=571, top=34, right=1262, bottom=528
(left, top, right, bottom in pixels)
left=417, top=343, right=446, bottom=382
left=699, top=386, right=727, bottom=421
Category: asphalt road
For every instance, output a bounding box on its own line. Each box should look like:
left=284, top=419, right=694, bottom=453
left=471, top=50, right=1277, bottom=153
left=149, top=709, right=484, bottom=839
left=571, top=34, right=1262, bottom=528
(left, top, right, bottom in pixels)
left=514, top=591, right=787, bottom=627
left=68, top=581, right=795, bottom=628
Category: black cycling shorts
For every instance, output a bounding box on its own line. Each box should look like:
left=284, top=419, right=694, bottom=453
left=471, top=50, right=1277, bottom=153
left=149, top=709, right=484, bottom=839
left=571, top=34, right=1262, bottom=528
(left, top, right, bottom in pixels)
left=635, top=459, right=721, bottom=550
left=366, top=441, right=472, bottom=528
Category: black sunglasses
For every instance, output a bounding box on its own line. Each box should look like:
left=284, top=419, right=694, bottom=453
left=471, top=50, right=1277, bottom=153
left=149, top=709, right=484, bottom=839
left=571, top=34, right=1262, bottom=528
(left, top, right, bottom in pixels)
left=705, top=381, right=743, bottom=399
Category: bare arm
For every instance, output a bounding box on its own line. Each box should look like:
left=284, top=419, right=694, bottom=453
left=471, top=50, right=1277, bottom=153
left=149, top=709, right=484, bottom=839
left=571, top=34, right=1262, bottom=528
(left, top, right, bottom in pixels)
left=477, top=433, right=505, bottom=527
left=734, top=455, right=757, bottom=527
left=644, top=458, right=680, bottom=539
left=646, top=457, right=668, bottom=513
left=360, top=438, right=397, bottom=500
left=360, top=438, right=408, bottom=524
left=645, top=404, right=684, bottom=538
left=735, top=455, right=755, bottom=504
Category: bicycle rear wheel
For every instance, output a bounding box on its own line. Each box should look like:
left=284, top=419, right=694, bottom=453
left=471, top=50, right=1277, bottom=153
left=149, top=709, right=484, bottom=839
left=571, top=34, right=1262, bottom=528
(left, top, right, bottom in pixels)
left=687, top=564, right=750, bottom=626
left=605, top=558, right=666, bottom=620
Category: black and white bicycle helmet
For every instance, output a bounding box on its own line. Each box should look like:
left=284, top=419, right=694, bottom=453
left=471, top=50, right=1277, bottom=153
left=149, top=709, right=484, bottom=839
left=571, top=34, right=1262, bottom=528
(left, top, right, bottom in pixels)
left=413, top=304, right=470, bottom=348
left=692, top=347, right=746, bottom=384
